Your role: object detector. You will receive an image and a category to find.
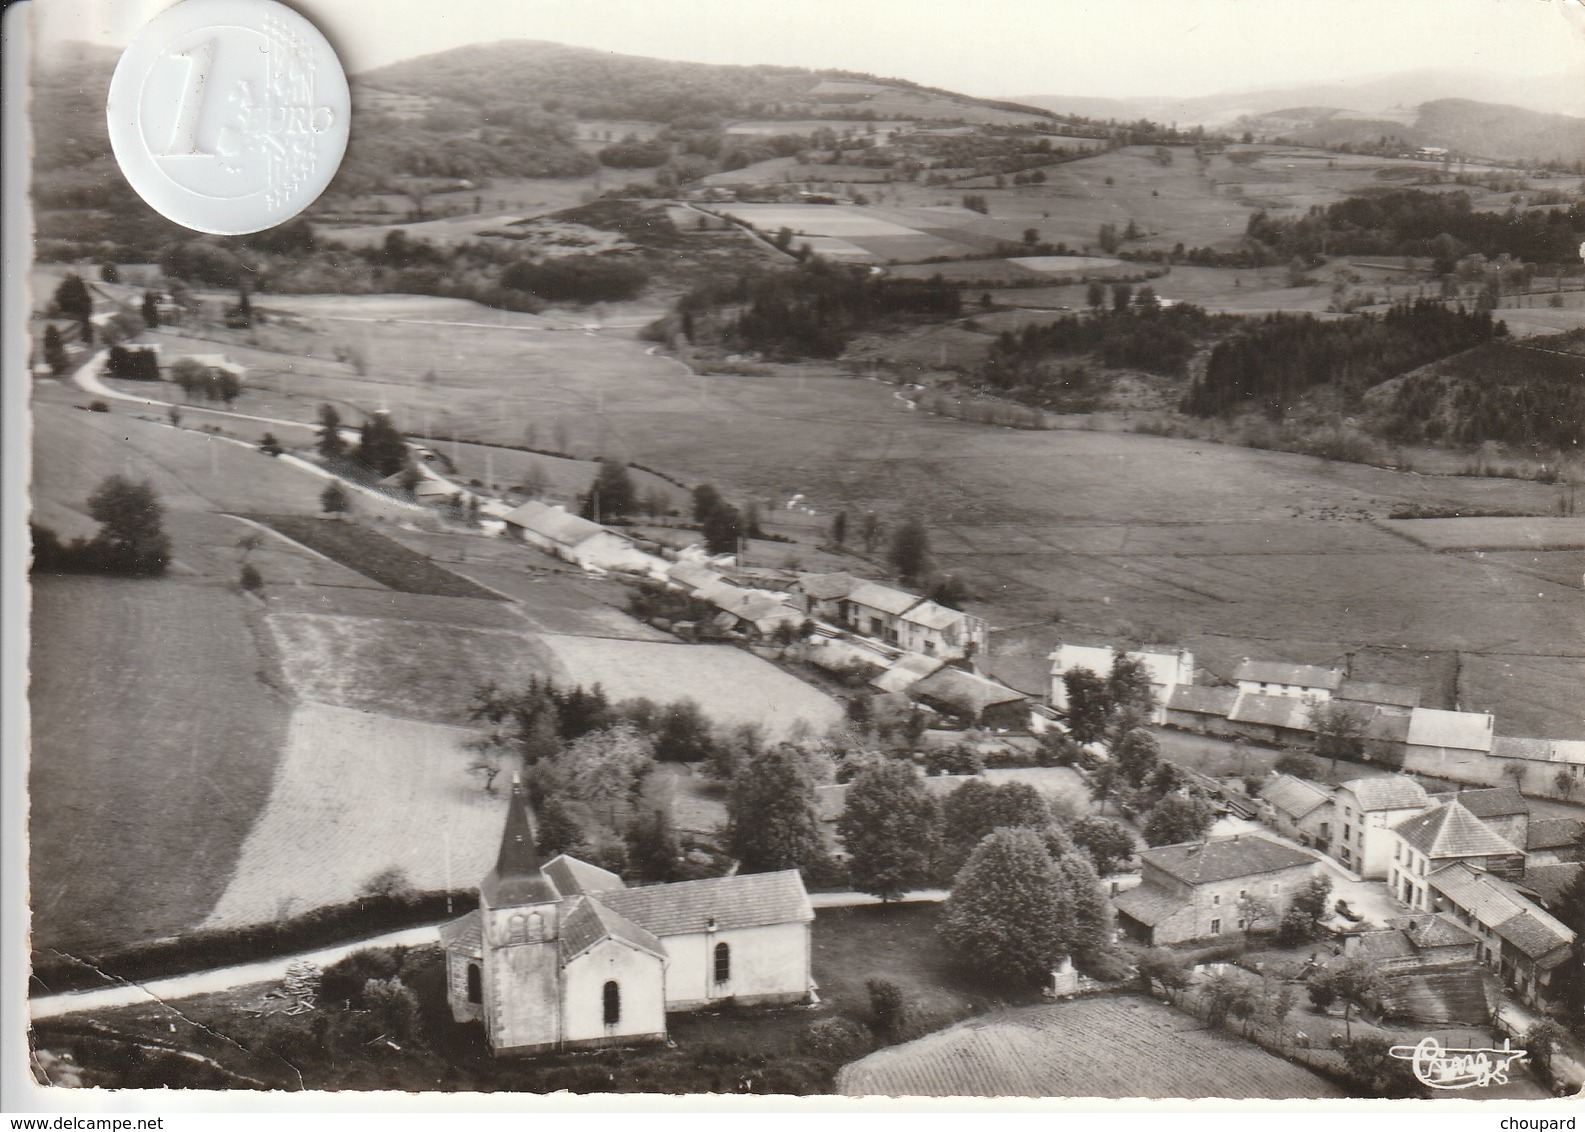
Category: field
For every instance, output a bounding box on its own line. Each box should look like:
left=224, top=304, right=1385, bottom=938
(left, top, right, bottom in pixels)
left=1379, top=516, right=1585, bottom=551
left=201, top=703, right=506, bottom=929
left=266, top=610, right=567, bottom=723
left=536, top=634, right=844, bottom=740
left=28, top=577, right=291, bottom=951
left=241, top=515, right=504, bottom=599
left=837, top=995, right=1346, bottom=1098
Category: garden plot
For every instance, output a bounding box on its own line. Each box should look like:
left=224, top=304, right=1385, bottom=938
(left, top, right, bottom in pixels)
left=201, top=703, right=506, bottom=930
left=536, top=634, right=842, bottom=740
left=838, top=996, right=1344, bottom=1098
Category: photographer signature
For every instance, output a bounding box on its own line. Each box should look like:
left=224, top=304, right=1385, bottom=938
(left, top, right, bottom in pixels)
left=1388, top=1036, right=1528, bottom=1090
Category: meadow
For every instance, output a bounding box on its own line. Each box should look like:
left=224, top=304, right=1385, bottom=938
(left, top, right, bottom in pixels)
left=837, top=996, right=1346, bottom=1099
left=28, top=577, right=291, bottom=951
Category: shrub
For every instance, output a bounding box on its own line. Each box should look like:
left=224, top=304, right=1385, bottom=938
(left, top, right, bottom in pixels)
left=801, top=1016, right=874, bottom=1062
left=866, top=978, right=908, bottom=1040
left=319, top=948, right=400, bottom=1006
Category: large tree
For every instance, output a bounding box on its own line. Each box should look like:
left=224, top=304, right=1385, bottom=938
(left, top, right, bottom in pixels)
left=317, top=404, right=347, bottom=460
left=726, top=743, right=823, bottom=874
left=839, top=760, right=939, bottom=901
left=1062, top=667, right=1111, bottom=745
left=86, top=475, right=170, bottom=576
left=1141, top=794, right=1216, bottom=846
left=1106, top=654, right=1157, bottom=734
left=887, top=516, right=931, bottom=585
left=1278, top=873, right=1335, bottom=945
left=52, top=273, right=92, bottom=324
left=354, top=412, right=409, bottom=478
left=939, top=827, right=1071, bottom=986
left=1069, top=815, right=1138, bottom=876
left=43, top=325, right=68, bottom=376
left=581, top=459, right=639, bottom=522
left=937, top=779, right=1051, bottom=878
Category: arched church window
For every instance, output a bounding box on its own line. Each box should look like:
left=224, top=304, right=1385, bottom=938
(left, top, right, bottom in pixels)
left=526, top=911, right=544, bottom=940
left=603, top=980, right=621, bottom=1027
left=713, top=941, right=731, bottom=984
left=466, top=963, right=482, bottom=1005
left=508, top=913, right=527, bottom=942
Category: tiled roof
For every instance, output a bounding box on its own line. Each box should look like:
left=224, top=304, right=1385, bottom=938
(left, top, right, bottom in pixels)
left=1112, top=883, right=1189, bottom=927
left=986, top=656, right=1051, bottom=698
left=1357, top=930, right=1417, bottom=961
left=500, top=501, right=608, bottom=547
left=1340, top=775, right=1429, bottom=812
left=869, top=652, right=947, bottom=694
left=1404, top=913, right=1478, bottom=950
left=559, top=895, right=667, bottom=962
left=1232, top=660, right=1343, bottom=691
left=1364, top=711, right=1412, bottom=744
left=846, top=580, right=922, bottom=617
left=1337, top=681, right=1421, bottom=710
left=1441, top=787, right=1528, bottom=820
left=795, top=572, right=859, bottom=601
left=1406, top=708, right=1494, bottom=753
left=542, top=854, right=625, bottom=897
left=667, top=560, right=718, bottom=591
left=1393, top=802, right=1520, bottom=860
left=438, top=910, right=482, bottom=954
left=1166, top=684, right=1239, bottom=717
left=1228, top=692, right=1313, bottom=731
left=1530, top=821, right=1582, bottom=859
left=1553, top=741, right=1585, bottom=766
left=1492, top=736, right=1552, bottom=762
left=1494, top=910, right=1573, bottom=964
left=1379, top=967, right=1490, bottom=1027
left=1430, top=863, right=1575, bottom=960
left=596, top=869, right=813, bottom=937
left=1143, top=834, right=1316, bottom=886
left=1519, top=863, right=1581, bottom=909
left=913, top=667, right=1026, bottom=714
left=900, top=600, right=963, bottom=632
left=1259, top=774, right=1331, bottom=821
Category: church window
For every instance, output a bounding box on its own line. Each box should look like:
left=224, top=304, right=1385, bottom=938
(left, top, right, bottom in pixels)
left=714, top=941, right=731, bottom=984
left=508, top=913, right=527, bottom=943
left=526, top=911, right=543, bottom=941
left=603, top=980, right=621, bottom=1026
left=466, top=963, right=482, bottom=1005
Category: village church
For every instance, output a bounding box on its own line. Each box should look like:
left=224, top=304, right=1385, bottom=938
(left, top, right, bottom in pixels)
left=440, top=782, right=816, bottom=1054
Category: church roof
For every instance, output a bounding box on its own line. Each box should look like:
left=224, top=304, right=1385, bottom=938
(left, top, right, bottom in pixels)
left=559, top=896, right=667, bottom=963
left=596, top=869, right=813, bottom=937
left=438, top=910, right=482, bottom=956
left=543, top=854, right=626, bottom=896
left=481, top=783, right=559, bottom=907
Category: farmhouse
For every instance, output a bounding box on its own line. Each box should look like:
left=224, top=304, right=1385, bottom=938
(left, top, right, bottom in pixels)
left=1492, top=736, right=1585, bottom=798
left=1231, top=660, right=1342, bottom=702
left=1049, top=643, right=1193, bottom=723
left=1344, top=916, right=1486, bottom=1026
left=1256, top=774, right=1333, bottom=848
left=1337, top=680, right=1421, bottom=714
left=441, top=784, right=815, bottom=1055
left=844, top=580, right=924, bottom=646
left=896, top=599, right=988, bottom=662
left=1112, top=833, right=1319, bottom=945
left=1163, top=684, right=1239, bottom=733
left=500, top=500, right=659, bottom=575
left=869, top=652, right=947, bottom=694
left=1524, top=819, right=1585, bottom=868
left=911, top=667, right=1027, bottom=729
left=1387, top=800, right=1525, bottom=911
left=1225, top=692, right=1314, bottom=745
left=1401, top=708, right=1496, bottom=783
left=1433, top=786, right=1529, bottom=850
left=1428, top=862, right=1576, bottom=1007
left=1329, top=775, right=1430, bottom=879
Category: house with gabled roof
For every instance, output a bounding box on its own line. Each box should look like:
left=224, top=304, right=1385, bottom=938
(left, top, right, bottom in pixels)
left=911, top=666, right=1027, bottom=729
left=1337, top=680, right=1420, bottom=714
left=1330, top=775, right=1430, bottom=878
left=1232, top=659, right=1343, bottom=702
left=1344, top=915, right=1486, bottom=1026
left=1112, top=833, right=1319, bottom=945
left=1049, top=642, right=1193, bottom=724
left=441, top=783, right=814, bottom=1055
left=1428, top=862, right=1576, bottom=1006
left=1401, top=707, right=1496, bottom=784
left=1525, top=818, right=1585, bottom=867
left=1388, top=800, right=1525, bottom=911
left=1256, top=774, right=1333, bottom=849
left=1433, top=786, right=1530, bottom=851
left=1164, top=684, right=1239, bottom=733
left=500, top=500, right=660, bottom=575
left=1226, top=692, right=1315, bottom=745
left=897, top=599, right=988, bottom=662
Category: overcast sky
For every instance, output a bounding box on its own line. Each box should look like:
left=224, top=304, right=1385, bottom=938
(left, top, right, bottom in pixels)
left=29, top=0, right=1585, bottom=99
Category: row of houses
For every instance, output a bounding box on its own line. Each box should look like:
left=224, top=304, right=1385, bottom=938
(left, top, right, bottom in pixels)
left=1254, top=773, right=1581, bottom=1006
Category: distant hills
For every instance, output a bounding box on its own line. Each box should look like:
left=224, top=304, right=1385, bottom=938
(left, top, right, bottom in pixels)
left=1019, top=68, right=1585, bottom=165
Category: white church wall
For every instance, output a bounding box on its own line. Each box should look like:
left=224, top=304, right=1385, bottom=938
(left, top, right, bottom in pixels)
left=661, top=921, right=812, bottom=1009
left=561, top=939, right=668, bottom=1047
